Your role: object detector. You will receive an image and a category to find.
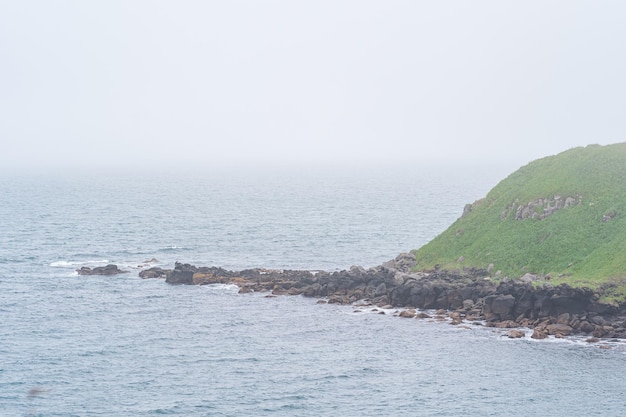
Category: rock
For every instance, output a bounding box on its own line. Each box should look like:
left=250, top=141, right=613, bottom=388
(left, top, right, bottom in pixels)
left=580, top=321, right=595, bottom=333
left=507, top=330, right=525, bottom=338
left=383, top=252, right=416, bottom=272
left=557, top=313, right=571, bottom=325
left=415, top=312, right=431, bottom=319
left=375, top=283, right=387, bottom=297
left=585, top=337, right=600, bottom=343
left=495, top=320, right=519, bottom=328
left=546, top=323, right=574, bottom=336
left=77, top=264, right=127, bottom=276
left=399, top=310, right=416, bottom=318
left=531, top=329, right=548, bottom=339
left=138, top=260, right=625, bottom=340
left=139, top=267, right=169, bottom=279
left=491, top=295, right=516, bottom=315
left=519, top=273, right=538, bottom=283
left=589, top=315, right=607, bottom=326
left=165, top=269, right=194, bottom=285
left=462, top=203, right=473, bottom=218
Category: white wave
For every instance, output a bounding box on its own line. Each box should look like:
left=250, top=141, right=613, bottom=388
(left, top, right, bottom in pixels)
left=160, top=245, right=186, bottom=250
left=50, top=259, right=110, bottom=268
left=203, top=283, right=240, bottom=294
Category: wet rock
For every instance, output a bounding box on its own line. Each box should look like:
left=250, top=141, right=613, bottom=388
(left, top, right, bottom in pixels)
left=77, top=264, right=127, bottom=276
left=531, top=329, right=548, bottom=339
left=166, top=269, right=193, bottom=285
left=139, top=267, right=169, bottom=279
left=140, top=261, right=625, bottom=340
left=494, top=320, right=519, bottom=328
left=399, top=310, right=416, bottom=318
left=507, top=330, right=525, bottom=338
left=165, top=263, right=195, bottom=284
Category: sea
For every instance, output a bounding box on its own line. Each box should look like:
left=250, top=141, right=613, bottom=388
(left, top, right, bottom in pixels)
left=1, top=162, right=625, bottom=416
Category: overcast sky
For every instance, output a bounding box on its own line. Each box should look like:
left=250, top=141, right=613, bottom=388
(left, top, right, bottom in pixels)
left=1, top=1, right=625, bottom=172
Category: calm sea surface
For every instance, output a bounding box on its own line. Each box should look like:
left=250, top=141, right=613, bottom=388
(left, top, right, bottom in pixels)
left=1, top=163, right=625, bottom=416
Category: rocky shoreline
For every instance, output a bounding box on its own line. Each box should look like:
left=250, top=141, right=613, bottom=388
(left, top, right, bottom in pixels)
left=130, top=253, right=626, bottom=341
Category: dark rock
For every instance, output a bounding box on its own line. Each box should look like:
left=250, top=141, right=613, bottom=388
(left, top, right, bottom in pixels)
left=589, top=315, right=607, bottom=326
left=491, top=294, right=516, bottom=315
left=165, top=269, right=194, bottom=285
left=77, top=264, right=127, bottom=276
left=580, top=321, right=595, bottom=333
left=375, top=282, right=387, bottom=297
left=557, top=313, right=571, bottom=325
left=142, top=260, right=626, bottom=340
left=139, top=267, right=169, bottom=279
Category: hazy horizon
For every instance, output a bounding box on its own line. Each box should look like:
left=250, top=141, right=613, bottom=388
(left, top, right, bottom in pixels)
left=1, top=1, right=625, bottom=173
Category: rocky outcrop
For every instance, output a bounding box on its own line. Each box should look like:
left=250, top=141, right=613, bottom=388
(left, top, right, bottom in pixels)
left=139, top=267, right=169, bottom=279
left=77, top=264, right=127, bottom=276
left=142, top=254, right=626, bottom=339
left=500, top=195, right=582, bottom=221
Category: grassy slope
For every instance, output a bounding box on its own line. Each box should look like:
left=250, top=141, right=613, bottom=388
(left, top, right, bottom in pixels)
left=412, top=143, right=626, bottom=300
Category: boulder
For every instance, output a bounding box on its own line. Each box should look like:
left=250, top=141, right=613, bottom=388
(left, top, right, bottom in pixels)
left=139, top=267, right=169, bottom=279
left=557, top=313, right=570, bottom=325
left=531, top=329, right=548, bottom=339
left=491, top=294, right=516, bottom=315
left=494, top=320, right=519, bottom=328
left=399, top=310, right=416, bottom=318
left=375, top=283, right=387, bottom=297
left=507, top=330, right=525, bottom=338
left=77, top=264, right=127, bottom=276
left=165, top=269, right=194, bottom=285
left=519, top=273, right=538, bottom=283
left=546, top=323, right=574, bottom=336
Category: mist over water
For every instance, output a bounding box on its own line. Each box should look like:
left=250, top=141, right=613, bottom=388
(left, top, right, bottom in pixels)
left=1, top=163, right=625, bottom=416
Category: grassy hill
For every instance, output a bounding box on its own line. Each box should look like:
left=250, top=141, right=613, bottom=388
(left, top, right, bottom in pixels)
left=412, top=143, right=626, bottom=302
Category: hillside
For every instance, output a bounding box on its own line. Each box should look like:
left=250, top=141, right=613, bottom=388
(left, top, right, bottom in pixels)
left=412, top=143, right=626, bottom=301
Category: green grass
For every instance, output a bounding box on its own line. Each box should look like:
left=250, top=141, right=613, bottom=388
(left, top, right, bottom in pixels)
left=412, top=143, right=626, bottom=302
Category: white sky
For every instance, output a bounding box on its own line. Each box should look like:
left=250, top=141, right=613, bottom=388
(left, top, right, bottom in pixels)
left=1, top=1, right=625, bottom=172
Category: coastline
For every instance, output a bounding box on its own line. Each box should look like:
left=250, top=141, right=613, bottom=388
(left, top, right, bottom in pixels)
left=130, top=252, right=626, bottom=342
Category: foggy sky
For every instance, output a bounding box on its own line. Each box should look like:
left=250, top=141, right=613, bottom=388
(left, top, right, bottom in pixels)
left=1, top=1, right=625, bottom=172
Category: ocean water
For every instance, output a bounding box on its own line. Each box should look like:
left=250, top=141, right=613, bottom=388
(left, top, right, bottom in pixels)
left=1, top=163, right=625, bottom=416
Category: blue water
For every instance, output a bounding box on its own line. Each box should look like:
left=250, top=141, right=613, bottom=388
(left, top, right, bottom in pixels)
left=1, top=164, right=625, bottom=416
